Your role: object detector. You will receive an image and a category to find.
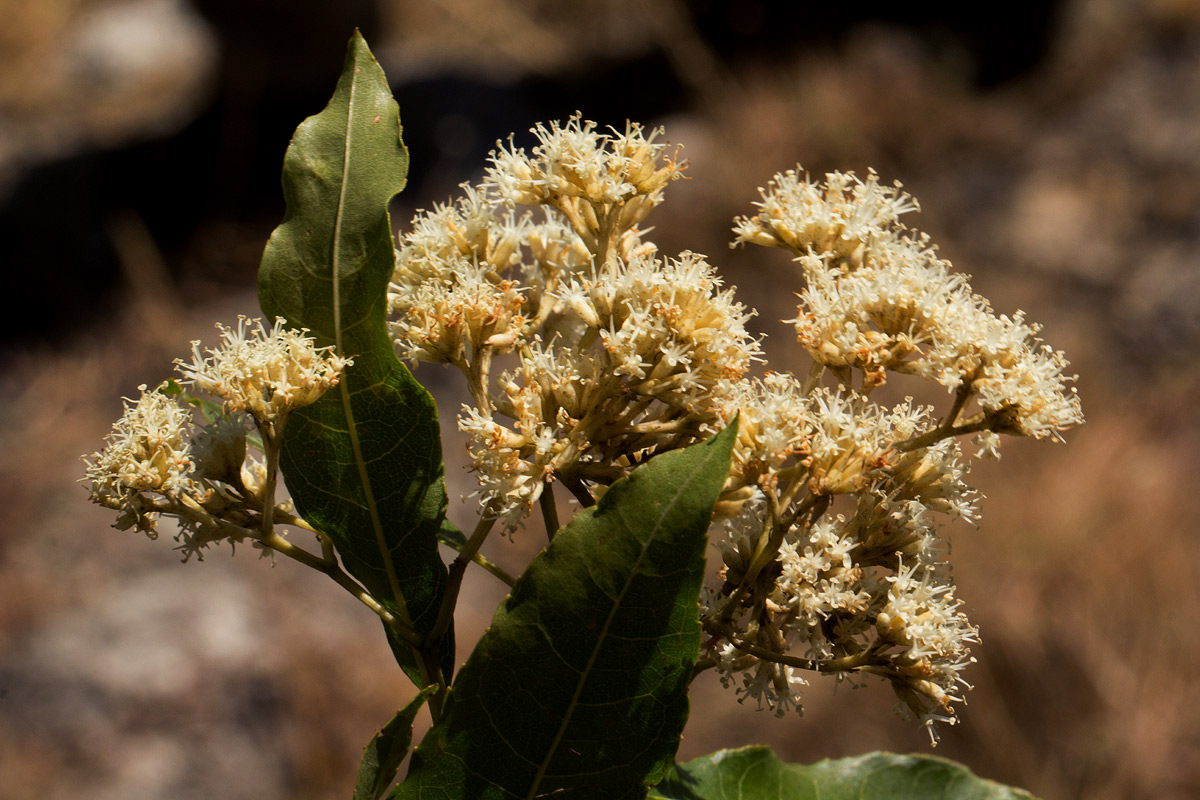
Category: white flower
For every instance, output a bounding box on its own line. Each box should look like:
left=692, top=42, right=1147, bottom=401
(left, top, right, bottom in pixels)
left=733, top=167, right=918, bottom=261
left=877, top=559, right=979, bottom=740
left=175, top=317, right=349, bottom=430
left=484, top=115, right=685, bottom=210
left=83, top=384, right=199, bottom=535
left=377, top=119, right=1086, bottom=741
left=391, top=254, right=529, bottom=365
left=775, top=515, right=871, bottom=628
left=887, top=439, right=979, bottom=523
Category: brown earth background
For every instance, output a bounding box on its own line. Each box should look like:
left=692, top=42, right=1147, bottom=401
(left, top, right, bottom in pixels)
left=2, top=1, right=1198, bottom=798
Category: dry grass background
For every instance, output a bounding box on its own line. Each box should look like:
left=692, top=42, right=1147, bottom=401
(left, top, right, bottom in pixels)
left=2, top=1, right=1199, bottom=798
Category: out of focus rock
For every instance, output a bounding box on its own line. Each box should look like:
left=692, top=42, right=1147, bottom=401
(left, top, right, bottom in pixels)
left=0, top=0, right=217, bottom=197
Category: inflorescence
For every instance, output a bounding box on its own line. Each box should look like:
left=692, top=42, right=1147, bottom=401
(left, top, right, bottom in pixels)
left=84, top=318, right=348, bottom=559
left=86, top=115, right=1082, bottom=742
left=387, top=115, right=1081, bottom=740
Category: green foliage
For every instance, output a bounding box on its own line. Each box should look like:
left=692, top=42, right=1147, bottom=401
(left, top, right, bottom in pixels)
left=651, top=747, right=1038, bottom=800
left=395, top=422, right=738, bottom=799
left=355, top=687, right=438, bottom=800
left=256, top=31, right=450, bottom=685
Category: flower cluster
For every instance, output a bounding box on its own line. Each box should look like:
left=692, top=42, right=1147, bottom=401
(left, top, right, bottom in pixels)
left=389, top=128, right=1081, bottom=741
left=486, top=116, right=684, bottom=244
left=84, top=319, right=348, bottom=558
left=87, top=114, right=1084, bottom=743
left=175, top=316, right=350, bottom=436
left=697, top=167, right=1081, bottom=740
left=732, top=168, right=918, bottom=263
left=738, top=170, right=1084, bottom=436
left=83, top=385, right=200, bottom=536
left=390, top=115, right=759, bottom=529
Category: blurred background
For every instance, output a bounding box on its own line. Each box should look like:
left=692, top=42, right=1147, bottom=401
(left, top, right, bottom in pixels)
left=2, top=1, right=1198, bottom=798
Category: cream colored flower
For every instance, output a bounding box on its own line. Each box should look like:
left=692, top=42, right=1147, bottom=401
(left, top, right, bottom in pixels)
left=485, top=115, right=685, bottom=210
left=378, top=118, right=1086, bottom=740
left=876, top=559, right=979, bottom=742
left=175, top=317, right=349, bottom=431
left=733, top=168, right=918, bottom=262
left=84, top=385, right=198, bottom=531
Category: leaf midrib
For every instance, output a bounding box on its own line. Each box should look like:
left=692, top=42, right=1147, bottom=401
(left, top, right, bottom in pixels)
left=525, top=453, right=712, bottom=799
left=331, top=62, right=408, bottom=620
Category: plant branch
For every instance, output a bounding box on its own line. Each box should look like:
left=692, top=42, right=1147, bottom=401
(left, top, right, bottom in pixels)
left=427, top=515, right=496, bottom=647
left=895, top=385, right=978, bottom=452
left=258, top=424, right=281, bottom=536
left=175, top=493, right=423, bottom=647
left=258, top=529, right=423, bottom=647
left=539, top=480, right=560, bottom=540
left=559, top=473, right=596, bottom=508
left=714, top=627, right=880, bottom=674
left=438, top=528, right=518, bottom=586
left=468, top=551, right=518, bottom=587
left=274, top=509, right=318, bottom=533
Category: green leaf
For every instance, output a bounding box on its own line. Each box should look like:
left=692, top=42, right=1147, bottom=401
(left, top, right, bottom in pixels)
left=437, top=518, right=467, bottom=550
left=256, top=31, right=451, bottom=685
left=395, top=422, right=738, bottom=800
left=650, top=747, right=1038, bottom=800
left=356, top=686, right=439, bottom=800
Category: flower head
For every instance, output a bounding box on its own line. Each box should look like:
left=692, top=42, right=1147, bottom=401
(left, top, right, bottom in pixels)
left=733, top=168, right=918, bottom=263
left=83, top=385, right=199, bottom=535
left=175, top=317, right=349, bottom=432
left=485, top=115, right=685, bottom=210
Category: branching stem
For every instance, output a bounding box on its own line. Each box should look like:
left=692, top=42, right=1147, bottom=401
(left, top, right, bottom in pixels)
left=559, top=474, right=596, bottom=508
left=539, top=480, right=560, bottom=540
left=259, top=425, right=281, bottom=536
left=895, top=385, right=979, bottom=452
left=428, top=515, right=496, bottom=647
left=257, top=528, right=422, bottom=646
left=712, top=625, right=881, bottom=674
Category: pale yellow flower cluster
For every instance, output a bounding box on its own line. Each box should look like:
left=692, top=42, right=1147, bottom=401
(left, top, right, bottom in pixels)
left=486, top=115, right=683, bottom=240
left=733, top=168, right=918, bottom=262
left=82, top=112, right=1084, bottom=740
left=876, top=559, right=979, bottom=729
left=390, top=116, right=760, bottom=529
left=739, top=169, right=1084, bottom=438
left=84, top=385, right=198, bottom=536
left=176, top=316, right=349, bottom=434
left=389, top=187, right=542, bottom=365
left=85, top=319, right=348, bottom=558
left=700, top=375, right=975, bottom=731
left=384, top=122, right=1084, bottom=739
left=698, top=165, right=1081, bottom=739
